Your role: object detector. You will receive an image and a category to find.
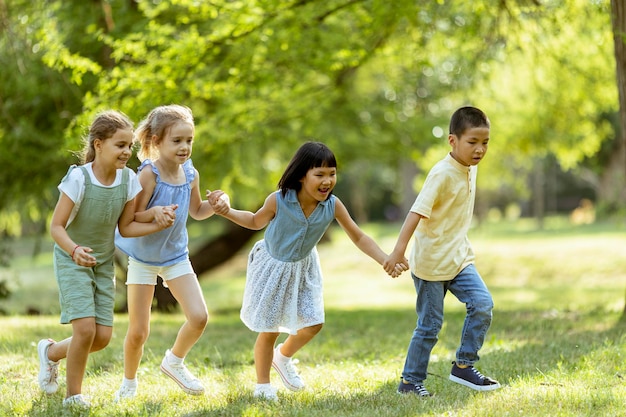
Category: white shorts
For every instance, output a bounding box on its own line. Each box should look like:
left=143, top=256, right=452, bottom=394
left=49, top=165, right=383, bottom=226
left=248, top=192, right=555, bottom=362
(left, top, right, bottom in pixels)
left=126, top=257, right=196, bottom=286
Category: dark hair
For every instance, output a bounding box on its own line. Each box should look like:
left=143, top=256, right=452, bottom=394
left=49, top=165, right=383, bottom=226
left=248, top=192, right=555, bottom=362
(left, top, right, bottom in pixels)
left=135, top=104, right=194, bottom=161
left=81, top=110, right=134, bottom=164
left=449, top=106, right=490, bottom=137
left=278, top=141, right=337, bottom=196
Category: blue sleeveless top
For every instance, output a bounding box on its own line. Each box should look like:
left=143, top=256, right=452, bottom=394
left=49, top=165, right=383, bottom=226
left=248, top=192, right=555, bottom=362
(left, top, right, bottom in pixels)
left=115, top=159, right=195, bottom=266
left=264, top=189, right=336, bottom=262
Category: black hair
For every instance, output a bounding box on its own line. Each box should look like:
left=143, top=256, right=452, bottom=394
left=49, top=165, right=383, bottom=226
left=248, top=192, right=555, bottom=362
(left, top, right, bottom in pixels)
left=449, top=106, right=490, bottom=136
left=278, top=141, right=337, bottom=196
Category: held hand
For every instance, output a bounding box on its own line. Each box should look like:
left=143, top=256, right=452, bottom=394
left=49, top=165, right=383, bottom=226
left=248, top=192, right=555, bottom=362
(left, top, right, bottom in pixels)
left=72, top=246, right=96, bottom=267
left=391, top=257, right=410, bottom=278
left=162, top=204, right=178, bottom=222
left=386, top=262, right=407, bottom=278
left=153, top=205, right=178, bottom=229
left=207, top=190, right=231, bottom=215
left=383, top=252, right=409, bottom=277
left=398, top=257, right=409, bottom=272
left=382, top=257, right=396, bottom=275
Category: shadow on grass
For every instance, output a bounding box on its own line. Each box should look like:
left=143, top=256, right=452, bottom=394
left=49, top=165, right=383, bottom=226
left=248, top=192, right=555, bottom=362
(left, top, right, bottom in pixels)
left=185, top=307, right=626, bottom=416
left=11, top=306, right=626, bottom=417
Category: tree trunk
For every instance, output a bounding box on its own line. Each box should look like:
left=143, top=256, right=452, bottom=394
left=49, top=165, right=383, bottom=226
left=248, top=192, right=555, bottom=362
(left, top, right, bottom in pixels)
left=189, top=222, right=258, bottom=274
left=610, top=0, right=626, bottom=321
left=532, top=158, right=545, bottom=230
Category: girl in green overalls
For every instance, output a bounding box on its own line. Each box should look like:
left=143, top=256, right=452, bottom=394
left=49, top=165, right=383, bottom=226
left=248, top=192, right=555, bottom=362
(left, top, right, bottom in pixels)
left=37, top=110, right=176, bottom=408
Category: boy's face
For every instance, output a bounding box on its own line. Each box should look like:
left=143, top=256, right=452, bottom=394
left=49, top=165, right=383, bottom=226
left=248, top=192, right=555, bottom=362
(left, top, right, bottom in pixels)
left=448, top=126, right=489, bottom=167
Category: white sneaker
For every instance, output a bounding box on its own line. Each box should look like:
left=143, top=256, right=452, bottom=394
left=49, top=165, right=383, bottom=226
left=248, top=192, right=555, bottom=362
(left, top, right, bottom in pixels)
left=253, top=384, right=278, bottom=401
left=160, top=350, right=204, bottom=395
left=271, top=344, right=305, bottom=391
left=63, top=394, right=90, bottom=408
left=114, top=384, right=137, bottom=401
left=37, top=339, right=59, bottom=394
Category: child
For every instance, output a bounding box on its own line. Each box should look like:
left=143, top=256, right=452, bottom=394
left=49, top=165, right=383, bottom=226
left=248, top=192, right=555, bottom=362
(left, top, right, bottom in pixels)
left=383, top=106, right=500, bottom=397
left=208, top=141, right=407, bottom=401
left=38, top=110, right=175, bottom=408
left=114, top=104, right=221, bottom=400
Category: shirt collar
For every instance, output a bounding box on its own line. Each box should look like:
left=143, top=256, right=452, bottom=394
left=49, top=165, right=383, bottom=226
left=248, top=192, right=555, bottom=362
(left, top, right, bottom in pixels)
left=445, top=153, right=471, bottom=173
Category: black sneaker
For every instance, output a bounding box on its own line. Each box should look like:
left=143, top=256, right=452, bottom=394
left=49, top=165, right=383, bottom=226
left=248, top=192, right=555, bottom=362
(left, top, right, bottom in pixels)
left=397, top=380, right=432, bottom=397
left=449, top=361, right=501, bottom=391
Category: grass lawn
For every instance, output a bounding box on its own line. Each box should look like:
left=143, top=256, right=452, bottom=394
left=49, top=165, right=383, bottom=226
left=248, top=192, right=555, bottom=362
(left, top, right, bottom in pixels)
left=0, top=218, right=625, bottom=416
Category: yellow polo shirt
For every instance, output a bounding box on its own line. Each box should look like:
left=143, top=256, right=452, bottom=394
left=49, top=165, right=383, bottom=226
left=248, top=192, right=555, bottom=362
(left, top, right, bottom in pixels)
left=409, top=153, right=476, bottom=281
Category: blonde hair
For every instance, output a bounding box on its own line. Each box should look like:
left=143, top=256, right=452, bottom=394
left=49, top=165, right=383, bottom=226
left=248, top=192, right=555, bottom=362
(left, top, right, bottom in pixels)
left=135, top=104, right=195, bottom=161
left=80, top=110, right=134, bottom=164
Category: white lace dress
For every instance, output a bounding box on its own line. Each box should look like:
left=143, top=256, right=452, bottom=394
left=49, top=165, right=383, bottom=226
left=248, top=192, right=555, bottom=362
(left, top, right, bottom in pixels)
left=240, top=239, right=324, bottom=335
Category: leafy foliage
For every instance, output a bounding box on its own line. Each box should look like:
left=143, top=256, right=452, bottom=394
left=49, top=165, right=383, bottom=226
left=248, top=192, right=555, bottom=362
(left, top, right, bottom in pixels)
left=0, top=0, right=619, bottom=225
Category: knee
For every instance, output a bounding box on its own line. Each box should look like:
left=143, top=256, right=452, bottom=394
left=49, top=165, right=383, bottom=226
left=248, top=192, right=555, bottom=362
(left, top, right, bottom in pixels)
left=473, top=296, right=494, bottom=314
left=469, top=298, right=493, bottom=323
left=91, top=332, right=112, bottom=352
left=188, top=309, right=208, bottom=332
left=126, top=326, right=150, bottom=348
left=301, top=323, right=323, bottom=337
left=258, top=332, right=280, bottom=344
left=73, top=323, right=97, bottom=345
left=417, top=319, right=443, bottom=339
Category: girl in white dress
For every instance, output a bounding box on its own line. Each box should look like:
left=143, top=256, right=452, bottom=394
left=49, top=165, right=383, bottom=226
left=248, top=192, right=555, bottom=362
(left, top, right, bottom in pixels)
left=208, top=141, right=407, bottom=400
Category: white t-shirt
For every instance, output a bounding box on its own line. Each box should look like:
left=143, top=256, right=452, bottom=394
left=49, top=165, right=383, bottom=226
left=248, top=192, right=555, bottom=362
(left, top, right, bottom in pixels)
left=57, top=162, right=142, bottom=226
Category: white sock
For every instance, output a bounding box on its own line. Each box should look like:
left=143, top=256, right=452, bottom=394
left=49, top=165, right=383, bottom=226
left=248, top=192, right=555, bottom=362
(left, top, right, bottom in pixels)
left=166, top=349, right=184, bottom=365
left=122, top=377, right=137, bottom=388
left=256, top=383, right=272, bottom=389
left=274, top=346, right=290, bottom=363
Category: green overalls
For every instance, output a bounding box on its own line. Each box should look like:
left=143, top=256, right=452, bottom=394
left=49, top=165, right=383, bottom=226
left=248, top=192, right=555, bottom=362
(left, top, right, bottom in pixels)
left=53, top=166, right=129, bottom=326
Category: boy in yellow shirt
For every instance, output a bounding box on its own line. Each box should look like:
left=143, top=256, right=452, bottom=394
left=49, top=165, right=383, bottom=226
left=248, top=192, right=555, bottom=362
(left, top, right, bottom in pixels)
left=384, top=106, right=500, bottom=396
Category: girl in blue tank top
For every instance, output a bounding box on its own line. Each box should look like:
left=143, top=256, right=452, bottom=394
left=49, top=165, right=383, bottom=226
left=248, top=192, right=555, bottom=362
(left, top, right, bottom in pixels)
left=208, top=142, right=407, bottom=400
left=114, top=105, right=222, bottom=399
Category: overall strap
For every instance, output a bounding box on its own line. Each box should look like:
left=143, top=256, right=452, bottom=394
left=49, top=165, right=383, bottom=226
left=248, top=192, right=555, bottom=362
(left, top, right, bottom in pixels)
left=79, top=166, right=92, bottom=185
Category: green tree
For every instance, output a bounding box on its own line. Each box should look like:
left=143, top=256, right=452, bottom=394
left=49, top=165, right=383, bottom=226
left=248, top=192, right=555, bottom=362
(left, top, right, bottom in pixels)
left=0, top=0, right=143, bottom=234
left=1, top=0, right=620, bottom=310
left=610, top=0, right=626, bottom=320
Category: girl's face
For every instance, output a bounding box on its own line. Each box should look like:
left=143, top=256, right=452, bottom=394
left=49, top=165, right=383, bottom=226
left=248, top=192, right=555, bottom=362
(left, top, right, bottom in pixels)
left=449, top=126, right=489, bottom=166
left=299, top=165, right=337, bottom=202
left=156, top=121, right=194, bottom=164
left=95, top=127, right=134, bottom=169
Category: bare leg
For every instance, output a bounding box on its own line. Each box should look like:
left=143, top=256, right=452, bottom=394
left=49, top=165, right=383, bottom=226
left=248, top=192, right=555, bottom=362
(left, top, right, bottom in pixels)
left=65, top=318, right=97, bottom=397
left=123, top=284, right=155, bottom=379
left=255, top=332, right=280, bottom=384
left=280, top=324, right=323, bottom=357
left=166, top=274, right=208, bottom=359
left=46, top=324, right=112, bottom=363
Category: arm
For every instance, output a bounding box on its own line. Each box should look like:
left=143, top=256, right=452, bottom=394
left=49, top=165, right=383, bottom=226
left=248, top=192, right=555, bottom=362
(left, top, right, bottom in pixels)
left=334, top=198, right=408, bottom=277
left=207, top=190, right=276, bottom=230
left=382, top=211, right=423, bottom=275
left=50, top=193, right=96, bottom=267
left=188, top=170, right=216, bottom=221
left=133, top=167, right=178, bottom=227
left=118, top=197, right=174, bottom=237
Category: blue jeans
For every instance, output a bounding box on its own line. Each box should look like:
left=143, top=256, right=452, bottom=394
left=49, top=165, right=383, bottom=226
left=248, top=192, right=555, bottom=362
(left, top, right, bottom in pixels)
left=401, top=264, right=493, bottom=384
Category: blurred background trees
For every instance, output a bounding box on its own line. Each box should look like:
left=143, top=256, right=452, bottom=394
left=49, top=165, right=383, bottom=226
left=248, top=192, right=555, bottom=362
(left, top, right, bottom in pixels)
left=0, top=0, right=622, bottom=309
